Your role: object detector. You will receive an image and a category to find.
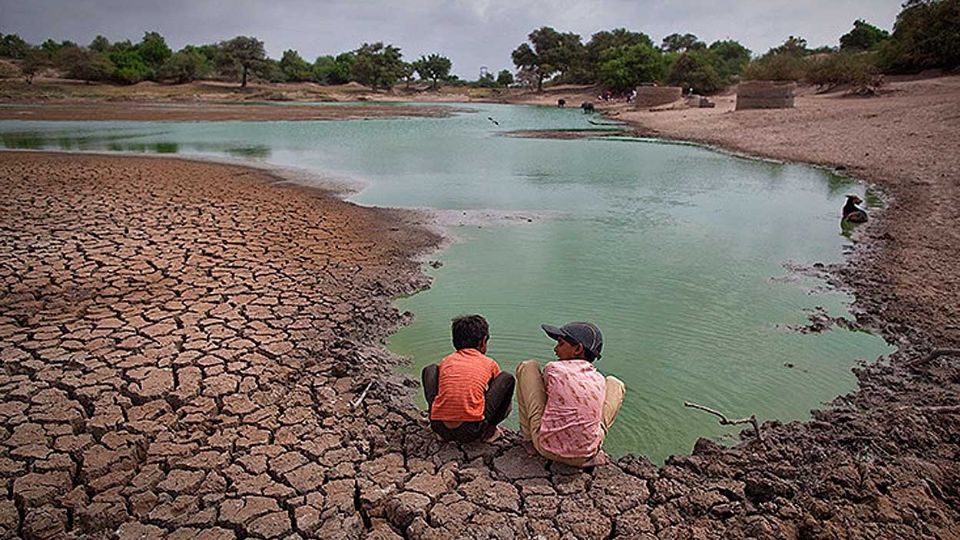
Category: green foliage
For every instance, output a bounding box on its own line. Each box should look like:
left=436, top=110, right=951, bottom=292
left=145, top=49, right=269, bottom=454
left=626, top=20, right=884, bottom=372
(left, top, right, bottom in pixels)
left=579, top=28, right=653, bottom=83
left=352, top=42, right=406, bottom=90
left=312, top=53, right=355, bottom=84
left=598, top=42, right=665, bottom=91
left=511, top=27, right=583, bottom=91
left=496, top=69, right=514, bottom=87
left=661, top=33, right=706, bottom=52
left=805, top=51, right=881, bottom=89
left=89, top=35, right=111, bottom=53
left=218, top=36, right=266, bottom=87
left=879, top=0, right=960, bottom=72
left=0, top=33, right=30, bottom=59
left=741, top=53, right=807, bottom=81
left=257, top=58, right=285, bottom=83
left=412, top=53, right=452, bottom=89
left=840, top=20, right=890, bottom=51
left=137, top=32, right=172, bottom=71
left=666, top=49, right=724, bottom=93
left=279, top=49, right=312, bottom=82
left=158, top=49, right=210, bottom=83
left=767, top=36, right=810, bottom=57
left=475, top=71, right=497, bottom=88
left=708, top=40, right=751, bottom=82
left=109, top=49, right=151, bottom=84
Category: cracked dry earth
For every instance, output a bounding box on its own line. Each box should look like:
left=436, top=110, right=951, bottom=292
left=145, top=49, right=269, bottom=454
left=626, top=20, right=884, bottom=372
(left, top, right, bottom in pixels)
left=1, top=151, right=959, bottom=540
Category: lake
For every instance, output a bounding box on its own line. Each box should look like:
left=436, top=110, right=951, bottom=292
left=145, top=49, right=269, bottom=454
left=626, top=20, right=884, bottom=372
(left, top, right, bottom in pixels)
left=0, top=102, right=892, bottom=462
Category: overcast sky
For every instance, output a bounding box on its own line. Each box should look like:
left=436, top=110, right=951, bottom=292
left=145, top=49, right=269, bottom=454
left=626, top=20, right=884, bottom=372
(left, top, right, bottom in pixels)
left=1, top=0, right=903, bottom=78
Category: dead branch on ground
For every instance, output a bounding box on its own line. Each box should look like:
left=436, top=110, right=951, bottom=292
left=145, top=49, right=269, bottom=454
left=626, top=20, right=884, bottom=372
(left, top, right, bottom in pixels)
left=684, top=401, right=764, bottom=445
left=908, top=348, right=960, bottom=368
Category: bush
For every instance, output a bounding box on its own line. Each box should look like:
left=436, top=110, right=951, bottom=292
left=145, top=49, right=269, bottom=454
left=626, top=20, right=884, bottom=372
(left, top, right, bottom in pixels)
left=741, top=54, right=808, bottom=81
left=805, top=52, right=881, bottom=90
left=158, top=50, right=209, bottom=83
left=666, top=50, right=724, bottom=94
left=879, top=0, right=960, bottom=72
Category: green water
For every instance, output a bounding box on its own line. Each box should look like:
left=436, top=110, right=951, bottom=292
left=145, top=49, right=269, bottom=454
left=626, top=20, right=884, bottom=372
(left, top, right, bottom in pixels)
left=0, top=104, right=892, bottom=462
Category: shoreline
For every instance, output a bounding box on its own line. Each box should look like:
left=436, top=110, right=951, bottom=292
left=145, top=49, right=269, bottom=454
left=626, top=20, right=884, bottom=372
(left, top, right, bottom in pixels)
left=1, top=76, right=958, bottom=538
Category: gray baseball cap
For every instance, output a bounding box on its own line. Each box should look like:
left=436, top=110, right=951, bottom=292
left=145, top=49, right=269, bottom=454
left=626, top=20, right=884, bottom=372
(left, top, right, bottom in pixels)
left=541, top=322, right=603, bottom=360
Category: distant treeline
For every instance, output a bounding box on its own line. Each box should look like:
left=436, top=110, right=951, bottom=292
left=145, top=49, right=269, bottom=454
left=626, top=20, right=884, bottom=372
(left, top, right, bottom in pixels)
left=0, top=0, right=956, bottom=93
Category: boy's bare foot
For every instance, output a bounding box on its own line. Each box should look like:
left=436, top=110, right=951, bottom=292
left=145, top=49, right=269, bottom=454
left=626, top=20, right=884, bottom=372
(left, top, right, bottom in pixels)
left=483, top=426, right=503, bottom=443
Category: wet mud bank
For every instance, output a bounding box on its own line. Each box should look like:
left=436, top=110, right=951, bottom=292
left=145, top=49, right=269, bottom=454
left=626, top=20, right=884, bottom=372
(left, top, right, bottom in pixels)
left=1, top=137, right=958, bottom=539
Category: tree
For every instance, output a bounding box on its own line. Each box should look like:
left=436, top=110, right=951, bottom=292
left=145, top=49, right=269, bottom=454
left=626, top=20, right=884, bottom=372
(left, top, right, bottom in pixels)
left=312, top=52, right=355, bottom=84
left=511, top=27, right=583, bottom=91
left=767, top=36, right=809, bottom=57
left=597, top=42, right=665, bottom=91
left=581, top=29, right=654, bottom=82
left=89, top=35, right=111, bottom=53
left=708, top=40, right=751, bottom=82
left=879, top=0, right=960, bottom=72
left=666, top=50, right=723, bottom=93
left=496, top=69, right=514, bottom=87
left=218, top=36, right=266, bottom=87
left=279, top=49, right=312, bottom=82
left=21, top=49, right=51, bottom=84
left=352, top=42, right=406, bottom=90
left=840, top=20, right=890, bottom=51
left=136, top=31, right=171, bottom=71
left=0, top=33, right=30, bottom=59
left=60, top=47, right=114, bottom=82
left=158, top=49, right=209, bottom=83
left=661, top=33, right=706, bottom=52
left=109, top=48, right=151, bottom=83
left=412, top=53, right=452, bottom=89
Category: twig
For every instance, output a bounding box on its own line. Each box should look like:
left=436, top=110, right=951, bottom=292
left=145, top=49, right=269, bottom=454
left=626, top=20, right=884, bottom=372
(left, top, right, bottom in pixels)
left=908, top=348, right=960, bottom=368
left=351, top=381, right=373, bottom=409
left=684, top=401, right=764, bottom=444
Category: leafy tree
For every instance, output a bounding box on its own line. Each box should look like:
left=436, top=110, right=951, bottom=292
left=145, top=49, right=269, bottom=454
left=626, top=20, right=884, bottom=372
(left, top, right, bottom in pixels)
left=21, top=49, right=51, bottom=84
left=109, top=48, right=151, bottom=83
left=741, top=53, right=807, bottom=81
left=89, top=35, right=111, bottom=53
left=708, top=40, right=751, bottom=82
left=257, top=58, right=285, bottom=83
left=218, top=36, right=266, bottom=87
left=840, top=20, right=890, bottom=51
left=496, top=69, right=514, bottom=87
left=597, top=42, right=665, bottom=91
left=110, top=40, right=134, bottom=53
left=312, top=52, right=355, bottom=84
left=879, top=0, right=960, bottom=71
left=351, top=42, right=405, bottom=90
left=412, top=53, right=452, bottom=89
left=511, top=27, right=583, bottom=91
left=767, top=36, right=809, bottom=57
left=666, top=49, right=723, bottom=93
left=400, top=62, right=416, bottom=88
left=661, top=33, right=706, bottom=52
left=136, top=31, right=172, bottom=71
left=158, top=49, right=209, bottom=83
left=805, top=52, right=881, bottom=90
left=475, top=71, right=497, bottom=88
left=580, top=28, right=653, bottom=82
left=0, top=33, right=30, bottom=59
left=279, top=49, right=312, bottom=82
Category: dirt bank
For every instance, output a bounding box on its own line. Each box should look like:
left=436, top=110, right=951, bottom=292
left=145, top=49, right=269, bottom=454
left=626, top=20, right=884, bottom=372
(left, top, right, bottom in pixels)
left=1, top=77, right=959, bottom=539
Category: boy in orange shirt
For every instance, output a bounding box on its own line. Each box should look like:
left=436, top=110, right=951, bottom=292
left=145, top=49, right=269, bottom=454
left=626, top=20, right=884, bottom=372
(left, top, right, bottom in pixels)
left=422, top=315, right=515, bottom=443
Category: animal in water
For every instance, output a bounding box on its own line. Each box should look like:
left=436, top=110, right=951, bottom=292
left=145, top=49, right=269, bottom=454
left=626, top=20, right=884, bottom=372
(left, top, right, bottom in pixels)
left=581, top=101, right=595, bottom=113
left=487, top=116, right=499, bottom=126
left=842, top=194, right=868, bottom=223
left=558, top=98, right=566, bottom=108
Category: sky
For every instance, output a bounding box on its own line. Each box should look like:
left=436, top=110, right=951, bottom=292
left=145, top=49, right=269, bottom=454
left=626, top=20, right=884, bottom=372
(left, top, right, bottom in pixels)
left=0, top=0, right=904, bottom=78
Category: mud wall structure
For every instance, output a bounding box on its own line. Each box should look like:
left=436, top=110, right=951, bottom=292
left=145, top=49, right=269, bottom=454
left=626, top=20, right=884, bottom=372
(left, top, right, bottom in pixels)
left=634, top=86, right=683, bottom=108
left=736, top=81, right=796, bottom=110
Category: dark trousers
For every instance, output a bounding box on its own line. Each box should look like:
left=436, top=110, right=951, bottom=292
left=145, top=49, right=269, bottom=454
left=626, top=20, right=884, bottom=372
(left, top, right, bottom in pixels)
left=422, top=363, right=515, bottom=443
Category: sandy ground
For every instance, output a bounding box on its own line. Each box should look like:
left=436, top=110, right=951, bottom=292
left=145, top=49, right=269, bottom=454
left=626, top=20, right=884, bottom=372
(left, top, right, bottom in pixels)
left=1, top=77, right=959, bottom=539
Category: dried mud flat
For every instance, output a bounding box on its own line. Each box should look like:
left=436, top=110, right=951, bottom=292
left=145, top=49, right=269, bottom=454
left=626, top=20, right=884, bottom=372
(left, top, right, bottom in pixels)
left=0, top=76, right=958, bottom=540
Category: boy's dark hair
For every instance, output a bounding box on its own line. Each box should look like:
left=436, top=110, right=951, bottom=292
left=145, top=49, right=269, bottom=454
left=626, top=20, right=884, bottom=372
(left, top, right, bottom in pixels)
left=452, top=315, right=488, bottom=350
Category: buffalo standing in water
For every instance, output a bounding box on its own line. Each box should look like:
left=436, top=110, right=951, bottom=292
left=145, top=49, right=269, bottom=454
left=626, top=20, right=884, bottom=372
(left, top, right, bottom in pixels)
left=581, top=102, right=595, bottom=113
left=842, top=194, right=868, bottom=223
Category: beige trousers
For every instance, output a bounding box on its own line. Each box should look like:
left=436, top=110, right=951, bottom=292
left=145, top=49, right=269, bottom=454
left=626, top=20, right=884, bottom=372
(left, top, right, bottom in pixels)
left=515, top=360, right=625, bottom=467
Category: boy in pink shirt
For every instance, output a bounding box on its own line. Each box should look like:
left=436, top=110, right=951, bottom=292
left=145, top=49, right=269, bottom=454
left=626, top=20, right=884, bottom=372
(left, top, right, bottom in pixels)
left=516, top=321, right=625, bottom=467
